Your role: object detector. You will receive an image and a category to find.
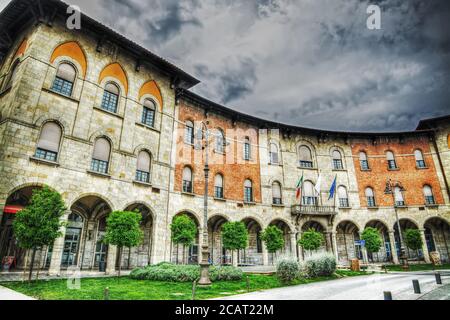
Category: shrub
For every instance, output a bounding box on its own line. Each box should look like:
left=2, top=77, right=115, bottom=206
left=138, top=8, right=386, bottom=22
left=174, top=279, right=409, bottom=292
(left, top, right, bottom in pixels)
left=404, top=229, right=423, bottom=251
left=130, top=263, right=243, bottom=282
left=276, top=257, right=299, bottom=284
left=261, top=226, right=284, bottom=253
left=298, top=228, right=323, bottom=251
left=301, top=253, right=336, bottom=278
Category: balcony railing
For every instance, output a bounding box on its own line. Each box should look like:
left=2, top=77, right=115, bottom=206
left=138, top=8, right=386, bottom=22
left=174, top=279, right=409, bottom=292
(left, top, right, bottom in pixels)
left=291, top=204, right=337, bottom=216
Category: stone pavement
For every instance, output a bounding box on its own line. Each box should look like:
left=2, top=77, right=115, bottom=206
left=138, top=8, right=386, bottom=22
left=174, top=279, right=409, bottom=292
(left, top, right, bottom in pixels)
left=0, top=285, right=35, bottom=300
left=215, top=271, right=450, bottom=300
left=419, top=283, right=450, bottom=300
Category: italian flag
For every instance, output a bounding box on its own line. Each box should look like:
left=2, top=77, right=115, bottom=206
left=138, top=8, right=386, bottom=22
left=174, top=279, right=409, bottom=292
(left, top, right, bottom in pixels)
left=296, top=173, right=304, bottom=200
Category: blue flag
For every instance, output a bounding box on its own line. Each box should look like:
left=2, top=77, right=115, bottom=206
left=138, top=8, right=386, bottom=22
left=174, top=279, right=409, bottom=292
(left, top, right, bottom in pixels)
left=328, top=175, right=337, bottom=200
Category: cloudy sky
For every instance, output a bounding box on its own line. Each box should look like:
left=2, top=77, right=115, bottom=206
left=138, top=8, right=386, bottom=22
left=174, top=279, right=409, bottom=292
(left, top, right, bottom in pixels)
left=1, top=0, right=449, bottom=131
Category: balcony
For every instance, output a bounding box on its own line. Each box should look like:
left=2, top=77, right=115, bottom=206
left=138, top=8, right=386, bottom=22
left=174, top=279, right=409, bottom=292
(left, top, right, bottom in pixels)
left=291, top=205, right=337, bottom=224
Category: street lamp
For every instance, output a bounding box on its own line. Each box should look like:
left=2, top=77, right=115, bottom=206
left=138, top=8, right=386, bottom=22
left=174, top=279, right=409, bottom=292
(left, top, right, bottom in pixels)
left=384, top=179, right=409, bottom=270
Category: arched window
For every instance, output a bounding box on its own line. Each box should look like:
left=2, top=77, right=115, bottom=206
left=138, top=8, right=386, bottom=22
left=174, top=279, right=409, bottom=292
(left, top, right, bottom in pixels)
left=101, top=82, right=119, bottom=113
left=332, top=150, right=343, bottom=170
left=298, top=145, right=313, bottom=168
left=394, top=186, right=405, bottom=207
left=244, top=179, right=253, bottom=203
left=243, top=137, right=251, bottom=160
left=365, top=187, right=376, bottom=207
left=91, top=137, right=111, bottom=174
left=182, top=166, right=193, bottom=193
left=386, top=151, right=397, bottom=169
left=414, top=150, right=426, bottom=168
left=3, top=59, right=19, bottom=91
left=338, top=186, right=349, bottom=208
left=302, top=181, right=317, bottom=205
left=136, top=151, right=151, bottom=183
left=359, top=152, right=369, bottom=170
left=214, top=174, right=224, bottom=199
left=51, top=63, right=76, bottom=96
left=34, top=122, right=62, bottom=162
left=142, top=99, right=156, bottom=127
left=423, top=185, right=435, bottom=205
left=272, top=181, right=282, bottom=205
left=215, top=129, right=225, bottom=153
left=184, top=120, right=194, bottom=145
left=269, top=143, right=279, bottom=164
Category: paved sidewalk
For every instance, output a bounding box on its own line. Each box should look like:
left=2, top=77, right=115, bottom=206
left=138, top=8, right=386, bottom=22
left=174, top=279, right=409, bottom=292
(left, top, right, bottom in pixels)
left=0, top=285, right=35, bottom=300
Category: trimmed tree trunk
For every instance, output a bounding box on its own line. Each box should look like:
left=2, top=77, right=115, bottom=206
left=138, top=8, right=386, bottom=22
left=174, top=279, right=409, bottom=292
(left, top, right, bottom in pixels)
left=28, top=248, right=37, bottom=282
left=118, top=246, right=122, bottom=278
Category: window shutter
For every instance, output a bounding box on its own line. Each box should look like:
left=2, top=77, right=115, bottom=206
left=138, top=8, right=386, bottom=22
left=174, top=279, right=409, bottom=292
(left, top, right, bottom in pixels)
left=137, top=151, right=151, bottom=172
left=272, top=183, right=281, bottom=198
left=37, top=122, right=62, bottom=152
left=338, top=186, right=347, bottom=199
left=394, top=187, right=403, bottom=202
left=365, top=188, right=374, bottom=197
left=56, top=63, right=76, bottom=82
left=105, top=83, right=119, bottom=95
left=414, top=150, right=423, bottom=161
left=299, top=146, right=312, bottom=161
left=183, top=167, right=192, bottom=181
left=215, top=174, right=223, bottom=188
left=93, top=138, right=111, bottom=161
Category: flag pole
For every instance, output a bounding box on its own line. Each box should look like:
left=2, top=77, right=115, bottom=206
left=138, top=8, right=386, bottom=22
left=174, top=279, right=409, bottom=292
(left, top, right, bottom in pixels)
left=333, top=175, right=337, bottom=210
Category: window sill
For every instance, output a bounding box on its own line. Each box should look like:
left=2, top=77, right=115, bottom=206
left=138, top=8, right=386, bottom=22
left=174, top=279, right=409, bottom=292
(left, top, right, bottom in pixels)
left=30, top=156, right=60, bottom=167
left=339, top=206, right=351, bottom=210
left=181, top=191, right=195, bottom=197
left=87, top=170, right=111, bottom=178
left=133, top=180, right=152, bottom=187
left=213, top=149, right=226, bottom=155
left=243, top=201, right=256, bottom=206
left=136, top=122, right=159, bottom=133
left=416, top=166, right=429, bottom=170
left=272, top=204, right=285, bottom=208
left=269, top=162, right=282, bottom=166
left=184, top=142, right=195, bottom=148
left=388, top=168, right=400, bottom=171
left=332, top=169, right=346, bottom=172
left=297, top=166, right=317, bottom=170
left=42, top=87, right=79, bottom=103
left=360, top=169, right=371, bottom=172
left=93, top=106, right=123, bottom=119
left=367, top=206, right=379, bottom=210
left=214, top=197, right=226, bottom=202
left=425, top=204, right=439, bottom=209
left=394, top=205, right=408, bottom=209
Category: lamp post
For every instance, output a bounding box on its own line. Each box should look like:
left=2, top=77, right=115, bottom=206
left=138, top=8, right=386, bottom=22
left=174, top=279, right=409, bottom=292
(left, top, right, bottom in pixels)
left=196, top=121, right=212, bottom=286
left=384, top=179, right=409, bottom=270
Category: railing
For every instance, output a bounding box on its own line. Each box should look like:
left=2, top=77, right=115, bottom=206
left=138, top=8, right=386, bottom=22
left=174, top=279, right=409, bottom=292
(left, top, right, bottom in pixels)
left=291, top=205, right=337, bottom=216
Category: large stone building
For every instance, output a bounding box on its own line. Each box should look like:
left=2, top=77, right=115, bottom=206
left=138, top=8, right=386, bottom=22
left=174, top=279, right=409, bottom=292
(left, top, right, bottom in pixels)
left=0, top=0, right=449, bottom=276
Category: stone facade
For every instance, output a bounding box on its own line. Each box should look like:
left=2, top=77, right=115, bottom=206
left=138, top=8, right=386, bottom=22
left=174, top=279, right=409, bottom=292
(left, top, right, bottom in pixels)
left=0, top=2, right=449, bottom=276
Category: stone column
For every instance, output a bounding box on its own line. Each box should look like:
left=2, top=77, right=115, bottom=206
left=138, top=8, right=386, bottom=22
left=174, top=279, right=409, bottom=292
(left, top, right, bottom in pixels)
left=262, top=243, right=269, bottom=266
left=48, top=210, right=71, bottom=276
left=359, top=232, right=369, bottom=264
left=419, top=229, right=431, bottom=264
left=105, top=245, right=117, bottom=275
left=232, top=251, right=238, bottom=267
left=331, top=232, right=339, bottom=262
left=388, top=231, right=399, bottom=265
left=297, top=231, right=304, bottom=262
left=289, top=232, right=297, bottom=259
left=325, top=232, right=332, bottom=253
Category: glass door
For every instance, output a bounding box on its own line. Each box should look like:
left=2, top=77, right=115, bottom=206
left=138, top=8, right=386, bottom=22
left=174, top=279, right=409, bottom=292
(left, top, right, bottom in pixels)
left=61, top=228, right=81, bottom=268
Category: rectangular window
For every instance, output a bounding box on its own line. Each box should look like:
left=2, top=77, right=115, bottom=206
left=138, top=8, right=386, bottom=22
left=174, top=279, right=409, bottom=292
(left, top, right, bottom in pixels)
left=425, top=196, right=435, bottom=205
left=273, top=197, right=282, bottom=205
left=101, top=91, right=118, bottom=113
left=333, top=159, right=343, bottom=170
left=51, top=77, right=73, bottom=96
left=395, top=200, right=405, bottom=207
left=339, top=198, right=349, bottom=208
left=215, top=186, right=224, bottom=199
left=141, top=107, right=155, bottom=127
left=270, top=152, right=278, bottom=164
left=302, top=196, right=317, bottom=206
left=360, top=160, right=369, bottom=170
left=387, top=160, right=397, bottom=170
left=91, top=159, right=108, bottom=174
left=183, top=180, right=193, bottom=193
left=135, top=170, right=150, bottom=183
left=416, top=160, right=426, bottom=168
left=367, top=196, right=376, bottom=207
left=35, top=148, right=57, bottom=162
left=244, top=187, right=253, bottom=202
left=185, top=127, right=194, bottom=145
left=244, top=143, right=251, bottom=160
left=299, top=160, right=313, bottom=168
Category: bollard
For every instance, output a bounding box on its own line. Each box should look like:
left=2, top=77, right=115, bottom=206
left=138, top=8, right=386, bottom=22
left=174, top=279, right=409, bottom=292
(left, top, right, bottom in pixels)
left=192, top=280, right=197, bottom=300
left=104, top=287, right=110, bottom=300
left=383, top=291, right=392, bottom=300
left=435, top=272, right=442, bottom=285
left=246, top=276, right=250, bottom=292
left=412, top=279, right=421, bottom=294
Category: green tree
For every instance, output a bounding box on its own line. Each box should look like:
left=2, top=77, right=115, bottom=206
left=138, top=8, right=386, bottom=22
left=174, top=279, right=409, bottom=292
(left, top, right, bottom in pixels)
left=104, top=211, right=143, bottom=276
left=260, top=226, right=284, bottom=264
left=361, top=227, right=382, bottom=253
left=298, top=228, right=323, bottom=252
left=170, top=215, right=198, bottom=264
left=12, top=186, right=66, bottom=281
left=222, top=222, right=248, bottom=265
left=404, top=229, right=423, bottom=251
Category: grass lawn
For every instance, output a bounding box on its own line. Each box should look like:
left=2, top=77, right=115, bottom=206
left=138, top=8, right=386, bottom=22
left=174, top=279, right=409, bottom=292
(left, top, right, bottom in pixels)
left=0, top=270, right=369, bottom=300
left=385, top=263, right=450, bottom=272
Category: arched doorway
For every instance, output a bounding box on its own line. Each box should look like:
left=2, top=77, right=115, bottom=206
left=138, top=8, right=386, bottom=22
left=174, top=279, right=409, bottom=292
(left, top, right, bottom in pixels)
left=393, top=219, right=421, bottom=261
left=336, top=221, right=361, bottom=266
left=0, top=185, right=45, bottom=271
left=364, top=220, right=391, bottom=263
left=268, top=219, right=292, bottom=264
left=171, top=212, right=199, bottom=264
left=68, top=195, right=112, bottom=271
left=118, top=203, right=154, bottom=269
left=300, top=220, right=326, bottom=259
left=208, top=215, right=229, bottom=265
left=239, top=218, right=263, bottom=266
left=424, top=217, right=450, bottom=263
